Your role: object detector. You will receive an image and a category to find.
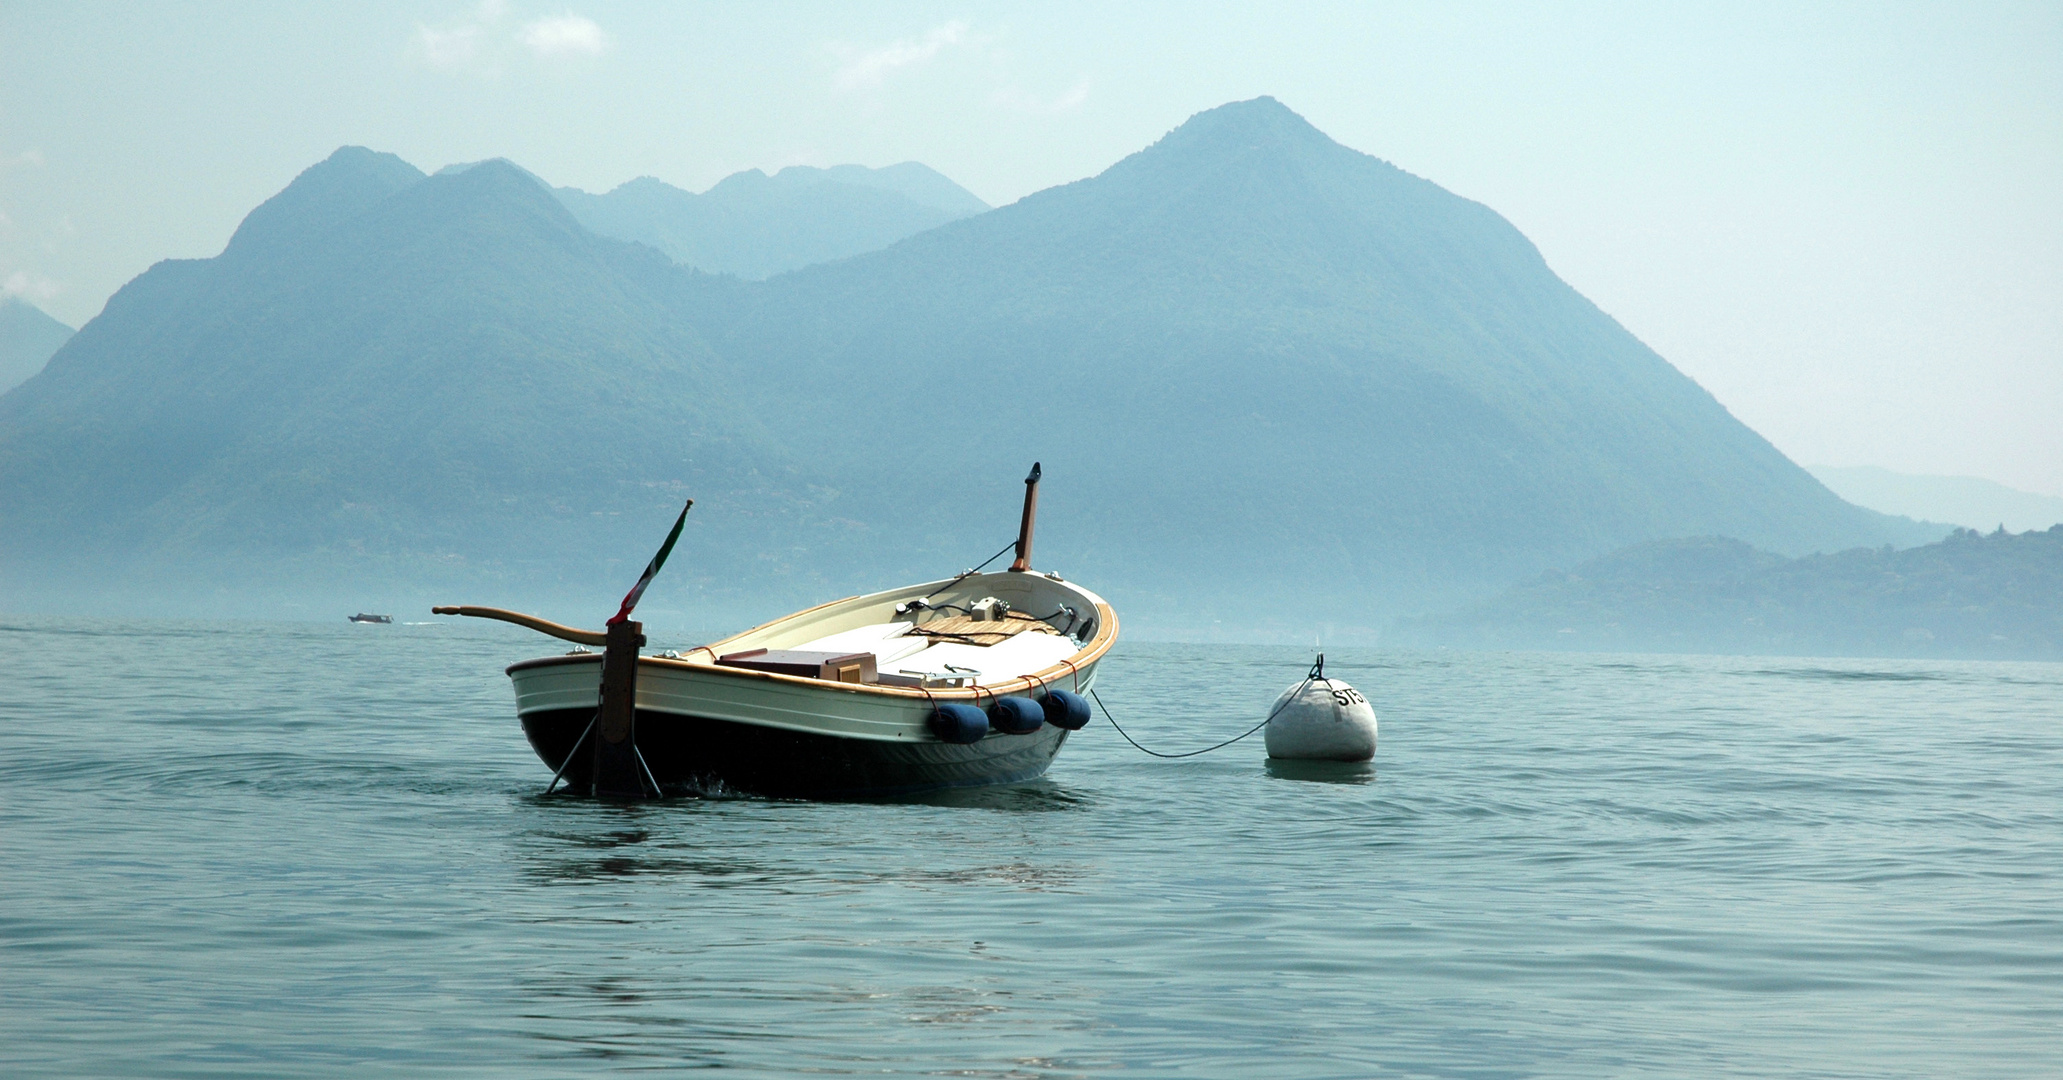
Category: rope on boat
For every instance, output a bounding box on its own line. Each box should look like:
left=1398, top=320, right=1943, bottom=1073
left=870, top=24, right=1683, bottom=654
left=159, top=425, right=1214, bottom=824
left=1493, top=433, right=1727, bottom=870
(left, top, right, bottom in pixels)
left=539, top=716, right=664, bottom=798
left=542, top=717, right=596, bottom=794
left=1092, top=658, right=1320, bottom=759
left=924, top=539, right=1019, bottom=599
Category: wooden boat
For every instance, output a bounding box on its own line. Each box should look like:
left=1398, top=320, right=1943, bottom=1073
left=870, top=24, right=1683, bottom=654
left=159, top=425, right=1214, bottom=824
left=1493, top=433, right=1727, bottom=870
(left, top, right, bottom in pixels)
left=438, top=464, right=1118, bottom=799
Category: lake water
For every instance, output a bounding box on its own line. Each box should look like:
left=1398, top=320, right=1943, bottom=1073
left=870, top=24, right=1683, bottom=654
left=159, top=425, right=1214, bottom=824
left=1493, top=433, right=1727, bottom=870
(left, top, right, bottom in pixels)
left=2, top=614, right=2059, bottom=1077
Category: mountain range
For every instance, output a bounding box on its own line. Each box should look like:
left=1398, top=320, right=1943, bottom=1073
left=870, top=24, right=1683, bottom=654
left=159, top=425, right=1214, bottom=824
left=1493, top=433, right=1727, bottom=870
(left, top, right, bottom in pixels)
left=0, top=98, right=1944, bottom=635
left=552, top=162, right=988, bottom=280
left=1809, top=465, right=2063, bottom=534
left=1408, top=526, right=2063, bottom=659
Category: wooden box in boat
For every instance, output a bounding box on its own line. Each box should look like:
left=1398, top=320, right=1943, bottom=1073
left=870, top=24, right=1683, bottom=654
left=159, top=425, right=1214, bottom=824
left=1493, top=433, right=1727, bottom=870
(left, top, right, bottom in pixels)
left=714, top=649, right=877, bottom=683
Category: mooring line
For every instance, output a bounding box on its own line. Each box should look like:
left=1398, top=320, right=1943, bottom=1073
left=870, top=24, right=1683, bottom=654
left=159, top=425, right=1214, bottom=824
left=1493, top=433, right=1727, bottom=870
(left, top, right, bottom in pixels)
left=634, top=744, right=664, bottom=798
left=1090, top=674, right=1314, bottom=760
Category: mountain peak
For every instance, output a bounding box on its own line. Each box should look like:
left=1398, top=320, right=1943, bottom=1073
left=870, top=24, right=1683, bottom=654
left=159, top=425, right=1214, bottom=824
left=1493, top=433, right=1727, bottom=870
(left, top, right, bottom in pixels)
left=1182, top=95, right=1303, bottom=127
left=366, top=156, right=591, bottom=258
left=1155, top=96, right=1341, bottom=155
left=0, top=294, right=72, bottom=332
left=223, top=146, right=424, bottom=261
left=704, top=168, right=774, bottom=196
left=0, top=295, right=76, bottom=396
left=433, top=158, right=554, bottom=192
left=430, top=157, right=556, bottom=199
left=770, top=162, right=989, bottom=216
left=1080, top=96, right=1399, bottom=207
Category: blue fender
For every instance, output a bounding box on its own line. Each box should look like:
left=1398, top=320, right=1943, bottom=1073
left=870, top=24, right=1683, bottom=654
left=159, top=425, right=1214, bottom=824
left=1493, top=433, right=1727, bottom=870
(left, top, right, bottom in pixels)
left=929, top=703, right=989, bottom=744
left=988, top=695, right=1046, bottom=735
left=1041, top=689, right=1092, bottom=730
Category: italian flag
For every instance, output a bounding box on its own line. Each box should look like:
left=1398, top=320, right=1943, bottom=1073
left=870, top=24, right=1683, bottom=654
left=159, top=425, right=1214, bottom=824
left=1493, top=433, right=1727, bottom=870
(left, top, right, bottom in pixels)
left=609, top=499, right=692, bottom=625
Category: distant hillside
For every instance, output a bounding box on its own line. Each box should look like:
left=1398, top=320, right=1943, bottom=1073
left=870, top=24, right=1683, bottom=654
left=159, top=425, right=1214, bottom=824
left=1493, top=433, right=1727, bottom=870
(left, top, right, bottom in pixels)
left=554, top=163, right=988, bottom=280
left=0, top=101, right=1944, bottom=631
left=1409, top=528, right=2063, bottom=659
left=0, top=297, right=73, bottom=395
left=1809, top=465, right=2063, bottom=534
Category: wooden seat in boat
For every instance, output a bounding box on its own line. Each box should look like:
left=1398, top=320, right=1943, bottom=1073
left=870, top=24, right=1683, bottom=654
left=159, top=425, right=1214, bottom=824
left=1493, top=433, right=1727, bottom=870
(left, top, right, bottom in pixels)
left=909, top=611, right=1060, bottom=647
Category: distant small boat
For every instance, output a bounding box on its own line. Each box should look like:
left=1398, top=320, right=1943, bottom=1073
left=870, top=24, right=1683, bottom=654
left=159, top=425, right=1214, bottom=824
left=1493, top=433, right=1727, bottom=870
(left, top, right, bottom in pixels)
left=348, top=613, right=393, bottom=624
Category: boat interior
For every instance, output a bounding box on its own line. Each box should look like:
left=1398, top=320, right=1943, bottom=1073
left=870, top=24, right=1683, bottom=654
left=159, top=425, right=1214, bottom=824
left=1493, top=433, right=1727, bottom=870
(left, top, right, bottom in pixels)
left=685, top=571, right=1107, bottom=689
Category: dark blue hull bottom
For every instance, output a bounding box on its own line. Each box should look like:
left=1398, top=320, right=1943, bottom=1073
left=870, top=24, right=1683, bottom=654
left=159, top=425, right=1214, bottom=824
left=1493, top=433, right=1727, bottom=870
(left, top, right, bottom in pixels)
left=520, top=707, right=1068, bottom=799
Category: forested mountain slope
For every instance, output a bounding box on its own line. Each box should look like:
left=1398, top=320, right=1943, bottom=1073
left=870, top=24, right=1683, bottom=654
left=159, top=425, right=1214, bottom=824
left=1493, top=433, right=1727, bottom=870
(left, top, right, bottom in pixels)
left=689, top=97, right=1938, bottom=624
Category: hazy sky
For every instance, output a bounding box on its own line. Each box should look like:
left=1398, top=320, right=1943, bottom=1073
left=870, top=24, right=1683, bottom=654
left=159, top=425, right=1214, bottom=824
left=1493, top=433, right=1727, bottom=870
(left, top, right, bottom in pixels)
left=3, top=2, right=2058, bottom=495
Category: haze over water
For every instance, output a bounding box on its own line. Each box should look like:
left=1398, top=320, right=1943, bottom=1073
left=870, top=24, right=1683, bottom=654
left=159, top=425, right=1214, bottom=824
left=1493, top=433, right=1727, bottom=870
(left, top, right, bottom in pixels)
left=3, top=616, right=2058, bottom=1077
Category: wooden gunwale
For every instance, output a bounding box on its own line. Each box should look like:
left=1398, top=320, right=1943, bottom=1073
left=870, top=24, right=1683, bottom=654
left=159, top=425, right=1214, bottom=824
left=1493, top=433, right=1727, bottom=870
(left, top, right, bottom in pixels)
left=504, top=600, right=1117, bottom=702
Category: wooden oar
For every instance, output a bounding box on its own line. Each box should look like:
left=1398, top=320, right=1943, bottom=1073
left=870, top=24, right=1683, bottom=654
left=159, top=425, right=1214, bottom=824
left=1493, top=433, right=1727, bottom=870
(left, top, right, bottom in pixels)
left=429, top=605, right=606, bottom=647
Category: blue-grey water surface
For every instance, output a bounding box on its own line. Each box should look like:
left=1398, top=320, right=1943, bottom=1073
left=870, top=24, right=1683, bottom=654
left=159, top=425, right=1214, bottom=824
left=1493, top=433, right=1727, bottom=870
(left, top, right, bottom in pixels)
left=3, top=614, right=2060, bottom=1077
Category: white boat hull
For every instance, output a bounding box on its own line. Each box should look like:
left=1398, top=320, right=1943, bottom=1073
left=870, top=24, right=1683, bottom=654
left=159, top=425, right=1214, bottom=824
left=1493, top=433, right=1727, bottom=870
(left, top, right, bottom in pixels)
left=505, top=571, right=1116, bottom=797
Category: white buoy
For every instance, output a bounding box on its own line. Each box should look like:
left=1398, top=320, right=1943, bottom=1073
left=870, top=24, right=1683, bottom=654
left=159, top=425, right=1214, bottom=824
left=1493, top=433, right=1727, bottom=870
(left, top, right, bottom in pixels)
left=1264, top=655, right=1377, bottom=761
